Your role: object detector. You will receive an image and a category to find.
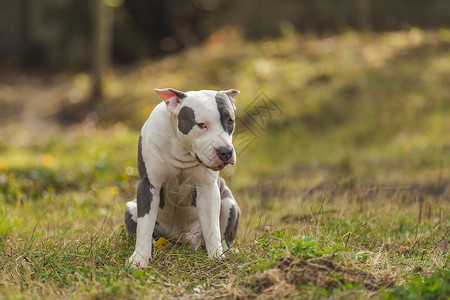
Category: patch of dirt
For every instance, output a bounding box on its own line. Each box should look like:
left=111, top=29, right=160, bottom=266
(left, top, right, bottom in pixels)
left=248, top=256, right=394, bottom=298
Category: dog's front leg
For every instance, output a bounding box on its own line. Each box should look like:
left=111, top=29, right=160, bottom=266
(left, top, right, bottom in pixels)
left=129, top=178, right=160, bottom=267
left=196, top=183, right=223, bottom=258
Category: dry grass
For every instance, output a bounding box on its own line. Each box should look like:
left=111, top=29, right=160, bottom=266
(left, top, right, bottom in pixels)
left=1, top=28, right=450, bottom=299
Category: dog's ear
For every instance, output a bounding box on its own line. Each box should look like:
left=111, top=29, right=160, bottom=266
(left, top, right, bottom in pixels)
left=155, top=88, right=187, bottom=112
left=220, top=89, right=240, bottom=110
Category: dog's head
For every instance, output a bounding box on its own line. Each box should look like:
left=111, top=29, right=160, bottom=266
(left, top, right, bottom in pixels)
left=155, top=88, right=239, bottom=171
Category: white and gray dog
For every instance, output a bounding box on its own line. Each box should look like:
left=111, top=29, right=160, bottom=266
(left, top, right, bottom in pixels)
left=125, top=88, right=240, bottom=267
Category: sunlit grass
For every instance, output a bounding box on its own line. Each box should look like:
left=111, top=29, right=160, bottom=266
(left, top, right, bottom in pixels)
left=1, top=28, right=449, bottom=298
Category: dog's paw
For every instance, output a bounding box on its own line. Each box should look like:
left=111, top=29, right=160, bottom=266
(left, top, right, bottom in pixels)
left=208, top=249, right=225, bottom=260
left=225, top=247, right=240, bottom=254
left=129, top=251, right=150, bottom=267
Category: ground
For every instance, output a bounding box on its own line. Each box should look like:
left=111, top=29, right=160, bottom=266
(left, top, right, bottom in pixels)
left=0, top=28, right=449, bottom=299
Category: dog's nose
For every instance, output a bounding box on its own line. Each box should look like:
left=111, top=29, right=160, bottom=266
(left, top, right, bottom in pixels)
left=216, top=146, right=233, bottom=163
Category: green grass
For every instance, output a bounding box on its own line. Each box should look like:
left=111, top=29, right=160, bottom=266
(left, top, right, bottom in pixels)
left=1, top=28, right=449, bottom=299
left=384, top=269, right=450, bottom=300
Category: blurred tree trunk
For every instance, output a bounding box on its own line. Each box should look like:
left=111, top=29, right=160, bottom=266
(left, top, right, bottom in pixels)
left=357, top=0, right=371, bottom=29
left=90, top=0, right=111, bottom=107
left=20, top=0, right=30, bottom=63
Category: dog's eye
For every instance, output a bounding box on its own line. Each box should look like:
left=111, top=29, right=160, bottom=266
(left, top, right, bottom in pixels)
left=228, top=118, right=234, bottom=126
left=197, top=123, right=207, bottom=130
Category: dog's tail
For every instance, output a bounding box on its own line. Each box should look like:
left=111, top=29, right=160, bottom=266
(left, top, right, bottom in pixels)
left=124, top=200, right=137, bottom=235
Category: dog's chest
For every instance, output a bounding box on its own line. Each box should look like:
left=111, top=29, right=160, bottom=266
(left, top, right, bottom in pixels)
left=157, top=173, right=198, bottom=225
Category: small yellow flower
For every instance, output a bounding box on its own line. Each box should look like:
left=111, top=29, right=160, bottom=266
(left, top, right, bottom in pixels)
left=154, top=237, right=172, bottom=249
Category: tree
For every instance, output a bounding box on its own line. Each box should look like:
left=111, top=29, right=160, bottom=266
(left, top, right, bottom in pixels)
left=90, top=0, right=111, bottom=106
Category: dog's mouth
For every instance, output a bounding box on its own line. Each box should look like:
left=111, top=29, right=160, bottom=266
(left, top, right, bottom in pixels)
left=195, top=154, right=233, bottom=171
left=212, top=161, right=229, bottom=171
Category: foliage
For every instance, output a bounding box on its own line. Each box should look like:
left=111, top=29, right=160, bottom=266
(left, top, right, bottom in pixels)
left=0, top=29, right=449, bottom=299
left=384, top=269, right=450, bottom=300
left=255, top=229, right=351, bottom=260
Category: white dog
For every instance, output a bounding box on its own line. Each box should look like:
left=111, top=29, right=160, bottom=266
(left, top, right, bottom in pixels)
left=125, top=88, right=240, bottom=267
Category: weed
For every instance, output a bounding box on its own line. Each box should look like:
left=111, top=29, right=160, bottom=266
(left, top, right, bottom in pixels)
left=0, top=204, right=16, bottom=238
left=384, top=269, right=450, bottom=300
left=1, top=29, right=449, bottom=299
left=255, top=229, right=288, bottom=259
left=256, top=228, right=351, bottom=261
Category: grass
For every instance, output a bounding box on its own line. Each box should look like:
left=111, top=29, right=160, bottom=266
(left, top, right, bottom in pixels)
left=1, top=27, right=449, bottom=299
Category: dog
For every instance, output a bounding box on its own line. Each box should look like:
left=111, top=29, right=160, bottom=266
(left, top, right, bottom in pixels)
left=124, top=88, right=240, bottom=267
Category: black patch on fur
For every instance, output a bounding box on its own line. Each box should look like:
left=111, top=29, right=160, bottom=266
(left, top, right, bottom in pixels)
left=178, top=106, right=196, bottom=134
left=137, top=176, right=154, bottom=218
left=225, top=210, right=240, bottom=247
left=224, top=205, right=237, bottom=244
left=215, top=93, right=235, bottom=135
left=191, top=185, right=197, bottom=207
left=159, top=186, right=165, bottom=209
left=219, top=177, right=239, bottom=246
left=125, top=207, right=137, bottom=235
left=136, top=135, right=154, bottom=218
left=137, top=135, right=147, bottom=178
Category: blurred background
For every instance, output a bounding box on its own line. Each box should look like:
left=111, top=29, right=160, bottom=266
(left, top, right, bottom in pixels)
left=2, top=0, right=450, bottom=69
left=1, top=2, right=449, bottom=297
left=1, top=0, right=449, bottom=202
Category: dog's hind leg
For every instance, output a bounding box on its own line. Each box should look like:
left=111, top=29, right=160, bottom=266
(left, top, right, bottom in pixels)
left=125, top=200, right=138, bottom=235
left=218, top=178, right=240, bottom=251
